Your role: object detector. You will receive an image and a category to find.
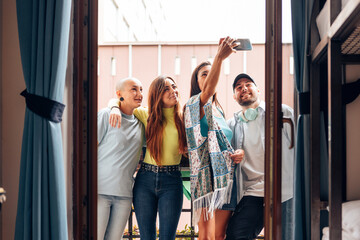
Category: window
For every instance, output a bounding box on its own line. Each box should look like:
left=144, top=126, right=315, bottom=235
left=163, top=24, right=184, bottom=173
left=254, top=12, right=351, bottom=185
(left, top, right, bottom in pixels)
left=111, top=57, right=116, bottom=76
left=191, top=56, right=197, bottom=72
left=289, top=56, right=294, bottom=75
left=174, top=56, right=181, bottom=75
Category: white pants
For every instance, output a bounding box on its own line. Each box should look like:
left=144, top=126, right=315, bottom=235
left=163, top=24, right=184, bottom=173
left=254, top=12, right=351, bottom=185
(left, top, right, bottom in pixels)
left=98, top=194, right=132, bottom=240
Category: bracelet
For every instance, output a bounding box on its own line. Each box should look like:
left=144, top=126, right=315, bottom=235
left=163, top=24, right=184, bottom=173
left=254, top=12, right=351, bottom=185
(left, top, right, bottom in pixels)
left=110, top=106, right=120, bottom=110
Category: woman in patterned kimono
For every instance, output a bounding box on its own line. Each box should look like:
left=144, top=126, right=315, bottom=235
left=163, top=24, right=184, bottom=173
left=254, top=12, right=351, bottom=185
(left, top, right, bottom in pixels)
left=184, top=37, right=245, bottom=240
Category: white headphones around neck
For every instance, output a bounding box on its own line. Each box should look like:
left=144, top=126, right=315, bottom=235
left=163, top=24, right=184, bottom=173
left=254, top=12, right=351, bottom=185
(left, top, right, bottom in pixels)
left=238, top=108, right=258, bottom=123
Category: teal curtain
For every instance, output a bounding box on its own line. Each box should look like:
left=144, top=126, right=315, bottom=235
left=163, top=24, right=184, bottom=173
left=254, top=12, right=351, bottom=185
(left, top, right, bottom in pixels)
left=15, top=0, right=71, bottom=239
left=291, top=0, right=313, bottom=239
left=291, top=1, right=330, bottom=239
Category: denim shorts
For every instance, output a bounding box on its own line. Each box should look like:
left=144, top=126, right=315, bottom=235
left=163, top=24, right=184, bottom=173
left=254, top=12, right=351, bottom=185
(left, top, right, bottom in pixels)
left=220, top=171, right=237, bottom=211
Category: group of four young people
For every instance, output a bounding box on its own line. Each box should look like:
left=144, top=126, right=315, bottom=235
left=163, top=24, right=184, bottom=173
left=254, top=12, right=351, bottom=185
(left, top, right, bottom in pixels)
left=97, top=36, right=294, bottom=240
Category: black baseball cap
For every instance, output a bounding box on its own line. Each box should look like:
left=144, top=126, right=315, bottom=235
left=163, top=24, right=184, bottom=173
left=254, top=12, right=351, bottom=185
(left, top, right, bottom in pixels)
left=232, top=73, right=256, bottom=90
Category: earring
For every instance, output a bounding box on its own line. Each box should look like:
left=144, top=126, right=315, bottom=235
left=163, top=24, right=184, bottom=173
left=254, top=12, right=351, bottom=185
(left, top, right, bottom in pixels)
left=120, top=97, right=124, bottom=101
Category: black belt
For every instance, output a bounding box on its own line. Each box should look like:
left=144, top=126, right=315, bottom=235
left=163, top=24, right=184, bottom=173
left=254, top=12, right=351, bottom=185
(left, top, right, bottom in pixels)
left=141, top=162, right=180, bottom=173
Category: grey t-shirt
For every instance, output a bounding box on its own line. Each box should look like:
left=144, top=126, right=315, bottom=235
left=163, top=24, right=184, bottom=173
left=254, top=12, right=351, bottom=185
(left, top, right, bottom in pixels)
left=97, top=108, right=144, bottom=197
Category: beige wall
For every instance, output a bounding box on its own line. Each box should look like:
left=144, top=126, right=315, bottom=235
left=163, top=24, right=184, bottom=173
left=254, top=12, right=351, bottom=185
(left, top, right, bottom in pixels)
left=345, top=65, right=360, bottom=201
left=1, top=0, right=25, bottom=239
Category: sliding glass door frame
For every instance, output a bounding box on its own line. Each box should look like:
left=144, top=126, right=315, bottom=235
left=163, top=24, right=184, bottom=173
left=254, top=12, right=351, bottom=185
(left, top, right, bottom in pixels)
left=72, top=0, right=285, bottom=238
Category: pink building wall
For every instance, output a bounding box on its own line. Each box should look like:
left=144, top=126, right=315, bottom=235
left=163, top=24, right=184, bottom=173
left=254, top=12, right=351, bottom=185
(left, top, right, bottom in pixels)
left=98, top=43, right=295, bottom=119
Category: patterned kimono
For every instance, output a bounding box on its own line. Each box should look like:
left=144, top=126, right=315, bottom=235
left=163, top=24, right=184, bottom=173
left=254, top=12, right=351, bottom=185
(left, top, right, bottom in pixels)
left=184, top=93, right=235, bottom=224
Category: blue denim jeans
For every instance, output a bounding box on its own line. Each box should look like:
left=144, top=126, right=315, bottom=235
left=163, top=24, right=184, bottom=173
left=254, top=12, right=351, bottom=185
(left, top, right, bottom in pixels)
left=98, top=194, right=132, bottom=240
left=133, top=168, right=183, bottom=240
left=226, top=196, right=264, bottom=240
left=226, top=197, right=294, bottom=240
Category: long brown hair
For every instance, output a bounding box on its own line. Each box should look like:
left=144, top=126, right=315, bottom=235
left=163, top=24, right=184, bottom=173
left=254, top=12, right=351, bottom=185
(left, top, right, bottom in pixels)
left=190, top=61, right=225, bottom=116
left=146, top=75, right=187, bottom=165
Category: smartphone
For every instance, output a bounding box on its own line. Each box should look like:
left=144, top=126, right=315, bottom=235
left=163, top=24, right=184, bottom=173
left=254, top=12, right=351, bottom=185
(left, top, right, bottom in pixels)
left=219, top=38, right=252, bottom=51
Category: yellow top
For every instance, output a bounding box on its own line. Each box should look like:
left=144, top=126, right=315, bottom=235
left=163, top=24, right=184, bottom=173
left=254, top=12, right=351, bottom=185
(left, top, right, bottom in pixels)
left=134, top=107, right=181, bottom=166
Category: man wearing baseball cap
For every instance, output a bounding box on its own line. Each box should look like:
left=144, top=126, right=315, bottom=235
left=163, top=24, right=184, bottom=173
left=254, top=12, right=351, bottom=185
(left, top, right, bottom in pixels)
left=226, top=73, right=295, bottom=240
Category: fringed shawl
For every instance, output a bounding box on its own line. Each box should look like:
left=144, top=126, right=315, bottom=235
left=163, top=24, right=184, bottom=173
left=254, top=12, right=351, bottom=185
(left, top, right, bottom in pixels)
left=184, top=93, right=234, bottom=224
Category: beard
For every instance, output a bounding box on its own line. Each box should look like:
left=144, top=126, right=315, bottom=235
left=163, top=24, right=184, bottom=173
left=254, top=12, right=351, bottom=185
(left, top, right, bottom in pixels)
left=237, top=96, right=257, bottom=106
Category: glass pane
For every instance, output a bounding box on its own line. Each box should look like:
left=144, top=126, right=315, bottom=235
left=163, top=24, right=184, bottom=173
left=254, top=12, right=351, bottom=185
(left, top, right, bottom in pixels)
left=281, top=0, right=295, bottom=239
left=95, top=1, right=295, bottom=239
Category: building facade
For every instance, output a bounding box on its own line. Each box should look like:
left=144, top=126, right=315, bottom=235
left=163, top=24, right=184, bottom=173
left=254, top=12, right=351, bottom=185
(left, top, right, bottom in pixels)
left=98, top=0, right=167, bottom=44
left=98, top=42, right=295, bottom=119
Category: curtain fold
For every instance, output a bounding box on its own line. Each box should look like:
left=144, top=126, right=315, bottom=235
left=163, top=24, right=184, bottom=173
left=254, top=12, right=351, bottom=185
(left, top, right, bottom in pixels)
left=291, top=0, right=314, bottom=239
left=15, top=0, right=71, bottom=239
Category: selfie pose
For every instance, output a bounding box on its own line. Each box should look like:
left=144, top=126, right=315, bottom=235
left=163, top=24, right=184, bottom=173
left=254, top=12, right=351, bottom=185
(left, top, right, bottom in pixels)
left=109, top=75, right=187, bottom=240
left=226, top=73, right=294, bottom=240
left=184, top=37, right=245, bottom=240
left=97, top=77, right=144, bottom=240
